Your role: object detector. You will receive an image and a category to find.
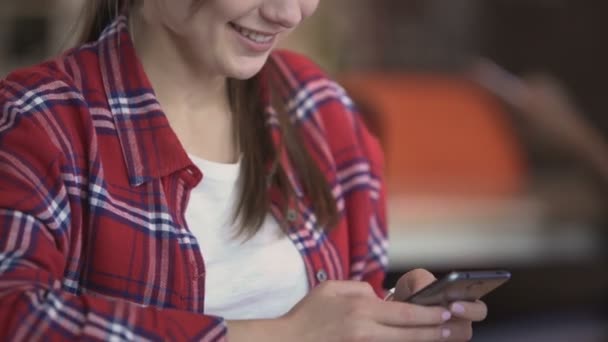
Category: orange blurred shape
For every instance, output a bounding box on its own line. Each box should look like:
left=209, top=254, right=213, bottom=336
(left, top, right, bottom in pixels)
left=340, top=73, right=527, bottom=198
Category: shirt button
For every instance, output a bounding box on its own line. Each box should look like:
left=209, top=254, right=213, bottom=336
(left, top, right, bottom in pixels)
left=286, top=208, right=298, bottom=222
left=316, top=269, right=328, bottom=282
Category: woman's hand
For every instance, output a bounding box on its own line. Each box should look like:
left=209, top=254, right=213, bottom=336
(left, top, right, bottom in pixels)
left=227, top=270, right=488, bottom=341
left=392, top=269, right=489, bottom=341
left=268, top=280, right=453, bottom=342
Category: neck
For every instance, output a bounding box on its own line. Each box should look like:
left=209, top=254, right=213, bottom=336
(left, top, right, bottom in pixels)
left=130, top=11, right=230, bottom=119
left=129, top=10, right=238, bottom=163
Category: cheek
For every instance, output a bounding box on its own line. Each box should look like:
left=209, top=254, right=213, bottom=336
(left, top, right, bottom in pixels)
left=301, top=0, right=320, bottom=19
left=157, top=0, right=206, bottom=29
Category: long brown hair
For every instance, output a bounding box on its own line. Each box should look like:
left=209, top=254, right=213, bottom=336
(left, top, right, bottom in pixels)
left=77, top=0, right=338, bottom=236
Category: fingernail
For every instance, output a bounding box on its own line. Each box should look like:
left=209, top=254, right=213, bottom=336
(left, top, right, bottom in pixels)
left=441, top=311, right=452, bottom=321
left=442, top=328, right=451, bottom=339
left=451, top=303, right=465, bottom=314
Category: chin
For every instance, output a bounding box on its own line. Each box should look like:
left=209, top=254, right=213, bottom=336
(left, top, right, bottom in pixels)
left=224, top=55, right=269, bottom=80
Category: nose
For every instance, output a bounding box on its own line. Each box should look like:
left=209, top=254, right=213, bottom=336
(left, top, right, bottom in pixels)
left=260, top=0, right=303, bottom=29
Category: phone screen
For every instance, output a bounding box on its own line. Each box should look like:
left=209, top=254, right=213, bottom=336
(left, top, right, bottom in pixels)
left=405, top=270, right=511, bottom=306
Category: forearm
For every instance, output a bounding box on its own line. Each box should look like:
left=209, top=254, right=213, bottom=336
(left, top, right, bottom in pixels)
left=226, top=317, right=289, bottom=342
left=0, top=283, right=226, bottom=341
left=0, top=211, right=226, bottom=341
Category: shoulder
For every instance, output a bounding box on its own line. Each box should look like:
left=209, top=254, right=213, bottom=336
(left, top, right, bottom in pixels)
left=268, top=50, right=384, bottom=174
left=1, top=54, right=85, bottom=114
left=268, top=50, right=359, bottom=141
left=268, top=50, right=347, bottom=109
left=1, top=40, right=100, bottom=109
left=1, top=55, right=88, bottom=162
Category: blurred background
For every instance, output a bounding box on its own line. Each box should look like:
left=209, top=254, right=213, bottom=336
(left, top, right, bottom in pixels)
left=1, top=0, right=607, bottom=341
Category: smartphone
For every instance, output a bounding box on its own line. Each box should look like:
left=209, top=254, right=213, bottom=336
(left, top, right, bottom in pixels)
left=404, top=270, right=511, bottom=306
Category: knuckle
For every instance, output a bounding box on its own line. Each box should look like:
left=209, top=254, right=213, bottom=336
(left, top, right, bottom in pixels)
left=398, top=305, right=415, bottom=322
left=400, top=305, right=442, bottom=325
left=345, top=298, right=368, bottom=318
left=359, top=281, right=374, bottom=292
left=424, top=307, right=444, bottom=324
left=432, top=308, right=447, bottom=324
left=318, top=280, right=338, bottom=292
left=354, top=281, right=376, bottom=298
left=325, top=280, right=340, bottom=288
left=344, top=326, right=372, bottom=342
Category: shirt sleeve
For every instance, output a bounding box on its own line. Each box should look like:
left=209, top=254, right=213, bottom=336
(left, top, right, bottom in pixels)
left=268, top=49, right=390, bottom=297
left=0, top=77, right=227, bottom=341
left=354, top=110, right=389, bottom=298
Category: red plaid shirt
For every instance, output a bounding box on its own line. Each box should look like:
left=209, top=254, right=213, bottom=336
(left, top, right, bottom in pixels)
left=0, top=17, right=387, bottom=341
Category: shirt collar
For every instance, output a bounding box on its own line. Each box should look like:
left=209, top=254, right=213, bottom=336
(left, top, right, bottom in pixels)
left=97, top=16, right=303, bottom=198
left=97, top=16, right=194, bottom=186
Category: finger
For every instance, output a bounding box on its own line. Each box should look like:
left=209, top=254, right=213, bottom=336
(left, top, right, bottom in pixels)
left=370, top=324, right=453, bottom=342
left=316, top=280, right=377, bottom=299
left=394, top=269, right=437, bottom=301
left=442, top=319, right=473, bottom=341
left=370, top=300, right=452, bottom=327
left=449, top=300, right=488, bottom=322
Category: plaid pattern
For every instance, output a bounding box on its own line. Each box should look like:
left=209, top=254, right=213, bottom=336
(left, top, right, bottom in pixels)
left=0, top=16, right=387, bottom=341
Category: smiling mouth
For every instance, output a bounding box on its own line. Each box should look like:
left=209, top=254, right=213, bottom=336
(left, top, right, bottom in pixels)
left=229, top=22, right=275, bottom=44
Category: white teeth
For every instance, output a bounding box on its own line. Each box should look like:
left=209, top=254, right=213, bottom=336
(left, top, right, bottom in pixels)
left=233, top=24, right=273, bottom=43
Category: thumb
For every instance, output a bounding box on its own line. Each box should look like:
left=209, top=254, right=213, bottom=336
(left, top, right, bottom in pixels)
left=393, top=269, right=437, bottom=301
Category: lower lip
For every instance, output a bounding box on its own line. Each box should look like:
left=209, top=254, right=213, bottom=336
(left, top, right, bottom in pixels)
left=230, top=24, right=275, bottom=53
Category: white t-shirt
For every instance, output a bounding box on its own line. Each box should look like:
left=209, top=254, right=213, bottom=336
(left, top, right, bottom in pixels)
left=185, top=154, right=309, bottom=320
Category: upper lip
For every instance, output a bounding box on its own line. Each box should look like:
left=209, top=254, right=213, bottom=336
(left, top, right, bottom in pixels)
left=230, top=22, right=280, bottom=36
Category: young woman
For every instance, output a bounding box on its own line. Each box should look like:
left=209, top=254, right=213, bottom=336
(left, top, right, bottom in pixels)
left=0, top=0, right=487, bottom=340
